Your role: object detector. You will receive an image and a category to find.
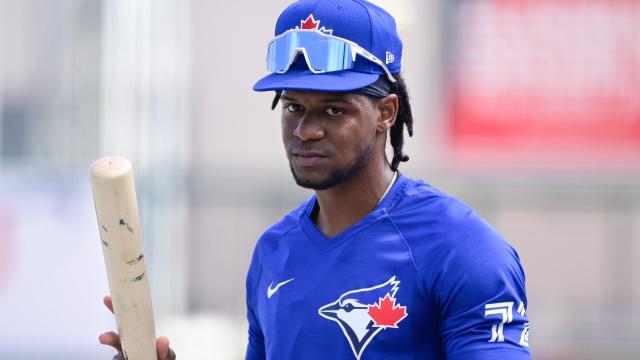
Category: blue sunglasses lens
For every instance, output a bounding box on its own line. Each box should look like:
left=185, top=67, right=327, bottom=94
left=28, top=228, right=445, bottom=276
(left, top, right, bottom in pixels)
left=267, top=31, right=356, bottom=73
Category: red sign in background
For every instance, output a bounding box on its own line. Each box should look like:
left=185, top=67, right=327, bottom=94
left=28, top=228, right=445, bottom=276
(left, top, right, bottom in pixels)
left=448, top=0, right=640, bottom=172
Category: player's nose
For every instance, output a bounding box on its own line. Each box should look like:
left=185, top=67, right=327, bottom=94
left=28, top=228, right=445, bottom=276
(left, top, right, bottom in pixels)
left=293, top=114, right=324, bottom=141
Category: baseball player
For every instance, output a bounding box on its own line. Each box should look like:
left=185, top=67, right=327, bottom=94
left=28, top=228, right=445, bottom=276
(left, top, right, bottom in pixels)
left=100, top=1, right=530, bottom=359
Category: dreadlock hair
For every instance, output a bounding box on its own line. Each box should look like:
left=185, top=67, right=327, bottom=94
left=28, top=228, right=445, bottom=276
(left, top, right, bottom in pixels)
left=384, top=73, right=413, bottom=171
left=270, top=73, right=414, bottom=171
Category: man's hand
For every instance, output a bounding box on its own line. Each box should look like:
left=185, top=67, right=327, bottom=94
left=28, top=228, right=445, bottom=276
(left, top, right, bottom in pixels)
left=98, top=296, right=176, bottom=360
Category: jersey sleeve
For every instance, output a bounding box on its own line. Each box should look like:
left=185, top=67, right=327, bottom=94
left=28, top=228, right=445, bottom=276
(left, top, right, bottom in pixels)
left=434, top=214, right=530, bottom=359
left=245, top=244, right=266, bottom=360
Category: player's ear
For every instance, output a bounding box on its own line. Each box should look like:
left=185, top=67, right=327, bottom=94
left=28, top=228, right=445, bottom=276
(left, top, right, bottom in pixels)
left=376, top=94, right=398, bottom=133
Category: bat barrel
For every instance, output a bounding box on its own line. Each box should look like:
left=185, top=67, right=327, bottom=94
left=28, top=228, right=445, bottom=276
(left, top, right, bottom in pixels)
left=91, top=156, right=157, bottom=360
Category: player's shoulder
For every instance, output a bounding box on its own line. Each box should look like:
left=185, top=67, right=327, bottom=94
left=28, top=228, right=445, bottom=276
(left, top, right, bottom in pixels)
left=388, top=175, right=476, bottom=229
left=388, top=175, right=516, bottom=258
left=253, top=196, right=311, bottom=254
left=388, top=175, right=525, bottom=296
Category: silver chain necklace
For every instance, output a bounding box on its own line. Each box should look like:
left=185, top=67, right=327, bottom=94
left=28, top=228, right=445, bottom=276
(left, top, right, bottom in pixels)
left=377, top=171, right=398, bottom=205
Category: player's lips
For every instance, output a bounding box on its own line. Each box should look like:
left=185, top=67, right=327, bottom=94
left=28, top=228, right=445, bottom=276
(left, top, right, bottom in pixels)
left=292, top=151, right=327, bottom=167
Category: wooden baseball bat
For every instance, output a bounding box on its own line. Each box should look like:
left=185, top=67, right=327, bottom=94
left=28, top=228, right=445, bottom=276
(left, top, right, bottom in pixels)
left=91, top=156, right=157, bottom=360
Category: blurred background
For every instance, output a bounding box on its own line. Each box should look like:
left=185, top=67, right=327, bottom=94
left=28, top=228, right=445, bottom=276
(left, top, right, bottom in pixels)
left=0, top=0, right=639, bottom=358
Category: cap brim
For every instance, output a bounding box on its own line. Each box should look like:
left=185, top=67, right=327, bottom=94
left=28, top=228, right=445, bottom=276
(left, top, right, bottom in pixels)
left=253, top=69, right=380, bottom=92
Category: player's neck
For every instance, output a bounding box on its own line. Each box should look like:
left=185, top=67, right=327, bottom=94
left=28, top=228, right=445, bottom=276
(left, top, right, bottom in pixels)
left=313, top=160, right=395, bottom=238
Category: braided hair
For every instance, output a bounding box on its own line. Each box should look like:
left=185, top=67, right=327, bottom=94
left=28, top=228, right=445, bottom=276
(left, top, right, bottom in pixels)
left=385, top=73, right=413, bottom=171
left=271, top=73, right=413, bottom=171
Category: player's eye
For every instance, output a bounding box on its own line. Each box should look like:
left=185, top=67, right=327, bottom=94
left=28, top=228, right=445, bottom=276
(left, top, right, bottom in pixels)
left=325, top=107, right=344, bottom=116
left=284, top=103, right=303, bottom=113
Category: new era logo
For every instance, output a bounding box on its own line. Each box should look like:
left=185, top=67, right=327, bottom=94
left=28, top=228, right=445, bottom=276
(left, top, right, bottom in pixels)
left=385, top=51, right=395, bottom=64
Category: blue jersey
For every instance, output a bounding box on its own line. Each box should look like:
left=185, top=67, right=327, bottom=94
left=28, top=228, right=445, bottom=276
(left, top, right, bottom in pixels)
left=245, top=175, right=530, bottom=360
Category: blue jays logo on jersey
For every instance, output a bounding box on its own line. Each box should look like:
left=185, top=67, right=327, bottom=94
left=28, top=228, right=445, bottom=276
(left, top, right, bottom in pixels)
left=318, top=276, right=408, bottom=360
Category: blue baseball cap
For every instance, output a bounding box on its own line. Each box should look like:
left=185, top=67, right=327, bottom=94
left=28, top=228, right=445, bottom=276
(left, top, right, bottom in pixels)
left=253, top=0, right=403, bottom=92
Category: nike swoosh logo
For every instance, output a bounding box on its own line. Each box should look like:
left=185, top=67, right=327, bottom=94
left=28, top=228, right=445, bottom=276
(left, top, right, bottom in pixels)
left=267, top=278, right=295, bottom=298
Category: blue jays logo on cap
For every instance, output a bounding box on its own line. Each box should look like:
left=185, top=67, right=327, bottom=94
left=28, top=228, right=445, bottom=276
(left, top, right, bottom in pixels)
left=297, top=14, right=333, bottom=35
left=318, top=276, right=408, bottom=360
left=253, top=0, right=403, bottom=92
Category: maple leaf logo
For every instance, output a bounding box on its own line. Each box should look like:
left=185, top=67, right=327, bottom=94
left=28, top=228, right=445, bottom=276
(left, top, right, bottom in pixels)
left=300, top=14, right=320, bottom=30
left=296, top=14, right=333, bottom=35
left=368, top=294, right=408, bottom=329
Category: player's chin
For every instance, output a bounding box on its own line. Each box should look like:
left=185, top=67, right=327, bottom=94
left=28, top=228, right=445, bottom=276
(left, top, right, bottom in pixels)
left=291, top=167, right=324, bottom=184
left=289, top=165, right=336, bottom=190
